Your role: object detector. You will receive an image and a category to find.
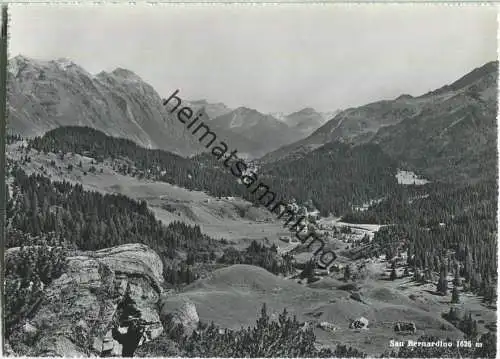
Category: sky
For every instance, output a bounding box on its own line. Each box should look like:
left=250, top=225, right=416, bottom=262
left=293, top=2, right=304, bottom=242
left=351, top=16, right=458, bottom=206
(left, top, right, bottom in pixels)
left=9, top=4, right=498, bottom=114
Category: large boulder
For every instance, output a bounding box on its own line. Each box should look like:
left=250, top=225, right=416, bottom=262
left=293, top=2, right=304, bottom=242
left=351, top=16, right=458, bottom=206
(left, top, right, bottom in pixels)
left=317, top=321, right=338, bottom=333
left=8, top=243, right=164, bottom=357
left=160, top=300, right=199, bottom=337
left=89, top=243, right=164, bottom=292
left=394, top=321, right=417, bottom=334
left=349, top=317, right=369, bottom=330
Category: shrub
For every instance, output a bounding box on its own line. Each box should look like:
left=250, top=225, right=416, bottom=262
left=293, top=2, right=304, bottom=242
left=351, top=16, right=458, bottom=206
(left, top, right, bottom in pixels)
left=180, top=304, right=365, bottom=357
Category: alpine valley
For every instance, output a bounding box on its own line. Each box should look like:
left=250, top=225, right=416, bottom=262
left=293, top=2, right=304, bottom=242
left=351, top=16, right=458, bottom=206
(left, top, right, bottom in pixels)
left=4, top=56, right=497, bottom=358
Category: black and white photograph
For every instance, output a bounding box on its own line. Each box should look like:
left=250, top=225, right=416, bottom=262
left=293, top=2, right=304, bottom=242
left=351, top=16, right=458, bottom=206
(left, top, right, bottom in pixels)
left=1, top=4, right=498, bottom=358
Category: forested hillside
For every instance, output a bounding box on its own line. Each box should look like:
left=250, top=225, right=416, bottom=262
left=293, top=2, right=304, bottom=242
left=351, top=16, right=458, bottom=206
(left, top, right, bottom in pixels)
left=29, top=127, right=400, bottom=215
left=28, top=126, right=249, bottom=198
left=5, top=164, right=223, bottom=334
left=7, top=166, right=217, bottom=258
left=343, top=180, right=497, bottom=301
left=262, top=61, right=497, bottom=183
left=342, top=180, right=495, bottom=226
left=258, top=141, right=399, bottom=215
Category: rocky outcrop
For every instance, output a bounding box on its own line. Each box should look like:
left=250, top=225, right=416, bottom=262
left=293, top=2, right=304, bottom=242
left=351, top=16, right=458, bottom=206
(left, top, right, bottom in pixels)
left=160, top=300, right=199, bottom=337
left=317, top=321, right=338, bottom=333
left=9, top=243, right=164, bottom=357
left=86, top=243, right=164, bottom=292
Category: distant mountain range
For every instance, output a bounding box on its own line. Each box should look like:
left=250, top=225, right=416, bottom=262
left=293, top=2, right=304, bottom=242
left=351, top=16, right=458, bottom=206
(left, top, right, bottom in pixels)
left=209, top=107, right=304, bottom=157
left=185, top=99, right=232, bottom=119
left=262, top=61, right=498, bottom=184
left=7, top=55, right=496, bottom=180
left=7, top=55, right=331, bottom=158
left=185, top=101, right=338, bottom=157
left=282, top=107, right=340, bottom=135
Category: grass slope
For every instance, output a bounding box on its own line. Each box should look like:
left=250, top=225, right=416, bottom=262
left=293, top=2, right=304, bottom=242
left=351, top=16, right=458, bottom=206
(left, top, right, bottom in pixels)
left=160, top=264, right=463, bottom=355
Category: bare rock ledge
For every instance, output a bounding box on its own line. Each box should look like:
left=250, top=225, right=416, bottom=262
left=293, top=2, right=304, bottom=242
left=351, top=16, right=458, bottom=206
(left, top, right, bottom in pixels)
left=7, top=243, right=164, bottom=357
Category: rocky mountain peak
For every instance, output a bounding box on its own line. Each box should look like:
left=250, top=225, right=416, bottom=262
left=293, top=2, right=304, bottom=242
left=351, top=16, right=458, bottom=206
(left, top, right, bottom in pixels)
left=234, top=106, right=259, bottom=116
left=9, top=55, right=47, bottom=77
left=110, top=67, right=144, bottom=82
left=294, top=107, right=316, bottom=114
left=7, top=56, right=204, bottom=156
left=51, top=57, right=78, bottom=69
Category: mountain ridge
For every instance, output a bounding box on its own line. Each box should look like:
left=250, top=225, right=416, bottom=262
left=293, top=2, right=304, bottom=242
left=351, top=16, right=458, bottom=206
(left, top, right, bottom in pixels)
left=261, top=60, right=498, bottom=184
left=8, top=55, right=205, bottom=157
left=8, top=55, right=328, bottom=159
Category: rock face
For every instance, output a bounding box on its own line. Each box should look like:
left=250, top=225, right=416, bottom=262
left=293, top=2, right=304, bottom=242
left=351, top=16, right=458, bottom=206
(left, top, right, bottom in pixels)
left=8, top=56, right=202, bottom=157
left=9, top=243, right=164, bottom=357
left=160, top=300, right=200, bottom=337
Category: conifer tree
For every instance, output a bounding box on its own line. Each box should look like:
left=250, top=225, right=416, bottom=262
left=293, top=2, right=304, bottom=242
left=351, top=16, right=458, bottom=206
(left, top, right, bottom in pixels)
left=390, top=267, right=397, bottom=281
left=436, top=269, right=448, bottom=295
left=343, top=265, right=351, bottom=281
left=451, top=285, right=459, bottom=304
